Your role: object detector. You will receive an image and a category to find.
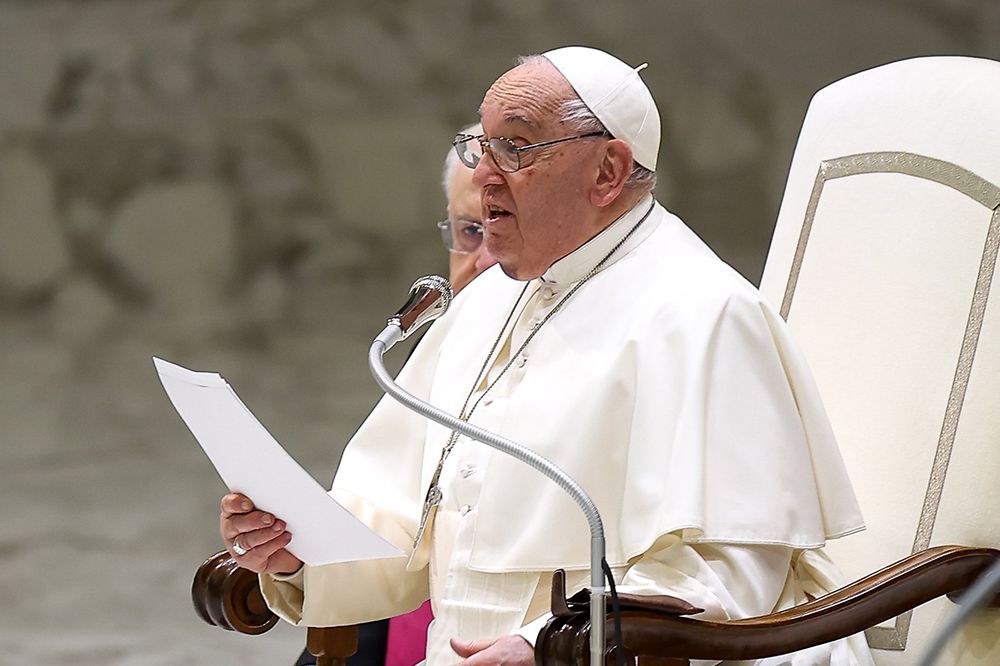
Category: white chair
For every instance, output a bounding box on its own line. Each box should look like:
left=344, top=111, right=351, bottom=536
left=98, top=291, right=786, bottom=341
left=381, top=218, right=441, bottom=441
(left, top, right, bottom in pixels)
left=537, top=55, right=1000, bottom=666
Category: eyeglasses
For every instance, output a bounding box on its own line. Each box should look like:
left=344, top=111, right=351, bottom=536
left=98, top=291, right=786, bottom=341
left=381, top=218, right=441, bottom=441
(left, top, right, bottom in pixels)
left=453, top=131, right=610, bottom=173
left=437, top=218, right=484, bottom=254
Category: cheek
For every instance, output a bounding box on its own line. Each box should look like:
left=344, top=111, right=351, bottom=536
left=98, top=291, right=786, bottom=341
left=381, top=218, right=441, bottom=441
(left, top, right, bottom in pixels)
left=513, top=173, right=574, bottom=227
left=449, top=253, right=471, bottom=274
left=510, top=172, right=557, bottom=214
left=448, top=254, right=478, bottom=291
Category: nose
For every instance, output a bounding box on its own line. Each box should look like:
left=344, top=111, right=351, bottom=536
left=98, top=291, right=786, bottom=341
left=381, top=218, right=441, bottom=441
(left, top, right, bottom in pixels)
left=472, top=148, right=504, bottom=188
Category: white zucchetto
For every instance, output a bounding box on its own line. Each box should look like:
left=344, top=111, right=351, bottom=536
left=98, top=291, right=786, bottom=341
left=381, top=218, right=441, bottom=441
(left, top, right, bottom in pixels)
left=542, top=46, right=661, bottom=171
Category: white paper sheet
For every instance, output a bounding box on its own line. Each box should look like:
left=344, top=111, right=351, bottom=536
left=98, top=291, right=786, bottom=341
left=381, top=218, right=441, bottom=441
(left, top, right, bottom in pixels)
left=153, top=357, right=403, bottom=566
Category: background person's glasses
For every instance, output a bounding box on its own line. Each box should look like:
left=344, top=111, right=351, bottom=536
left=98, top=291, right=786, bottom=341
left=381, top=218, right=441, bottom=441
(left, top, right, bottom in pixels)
left=452, top=131, right=609, bottom=173
left=437, top=218, right=484, bottom=254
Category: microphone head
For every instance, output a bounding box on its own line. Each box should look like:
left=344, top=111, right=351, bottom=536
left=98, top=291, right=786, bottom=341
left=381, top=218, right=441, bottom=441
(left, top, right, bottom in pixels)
left=389, top=275, right=453, bottom=340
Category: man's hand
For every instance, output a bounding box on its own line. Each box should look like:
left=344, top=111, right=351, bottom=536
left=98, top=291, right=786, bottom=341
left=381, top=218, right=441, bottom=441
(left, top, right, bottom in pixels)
left=219, top=493, right=303, bottom=575
left=450, top=635, right=534, bottom=666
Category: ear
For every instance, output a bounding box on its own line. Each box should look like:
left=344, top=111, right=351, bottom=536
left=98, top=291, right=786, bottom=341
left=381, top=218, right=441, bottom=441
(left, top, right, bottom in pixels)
left=590, top=139, right=632, bottom=207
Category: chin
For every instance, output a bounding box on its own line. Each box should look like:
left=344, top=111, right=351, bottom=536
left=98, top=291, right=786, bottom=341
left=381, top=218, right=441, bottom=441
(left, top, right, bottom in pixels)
left=498, top=262, right=520, bottom=280
left=489, top=244, right=544, bottom=281
left=498, top=260, right=546, bottom=282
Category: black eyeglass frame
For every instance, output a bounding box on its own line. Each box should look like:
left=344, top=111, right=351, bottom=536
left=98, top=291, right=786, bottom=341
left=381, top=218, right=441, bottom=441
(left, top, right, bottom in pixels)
left=452, top=131, right=610, bottom=173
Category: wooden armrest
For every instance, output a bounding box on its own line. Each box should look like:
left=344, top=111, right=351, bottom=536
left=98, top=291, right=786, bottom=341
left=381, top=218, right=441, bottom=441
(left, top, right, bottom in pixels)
left=192, top=550, right=278, bottom=634
left=536, top=545, right=1000, bottom=666
left=192, top=550, right=359, bottom=666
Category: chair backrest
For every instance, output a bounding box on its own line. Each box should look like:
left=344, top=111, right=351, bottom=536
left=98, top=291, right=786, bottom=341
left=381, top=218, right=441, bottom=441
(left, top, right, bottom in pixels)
left=758, top=56, right=1000, bottom=665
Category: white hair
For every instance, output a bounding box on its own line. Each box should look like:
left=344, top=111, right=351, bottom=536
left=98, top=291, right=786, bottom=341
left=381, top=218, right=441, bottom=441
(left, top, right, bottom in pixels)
left=516, top=54, right=657, bottom=194
left=443, top=122, right=482, bottom=197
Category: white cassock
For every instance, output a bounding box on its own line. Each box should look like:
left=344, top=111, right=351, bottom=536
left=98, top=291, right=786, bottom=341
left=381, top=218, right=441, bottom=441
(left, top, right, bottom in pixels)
left=261, top=194, right=875, bottom=666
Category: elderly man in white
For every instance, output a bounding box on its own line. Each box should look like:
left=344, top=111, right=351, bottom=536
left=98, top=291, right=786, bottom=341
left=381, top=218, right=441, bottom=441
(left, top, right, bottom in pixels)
left=220, top=47, right=874, bottom=666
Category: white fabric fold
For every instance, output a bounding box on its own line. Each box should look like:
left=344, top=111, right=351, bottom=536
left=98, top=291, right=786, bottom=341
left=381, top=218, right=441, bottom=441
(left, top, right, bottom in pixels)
left=368, top=201, right=866, bottom=572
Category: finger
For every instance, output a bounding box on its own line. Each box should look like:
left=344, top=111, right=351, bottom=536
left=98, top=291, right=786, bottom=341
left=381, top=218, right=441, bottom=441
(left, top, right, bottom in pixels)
left=233, top=520, right=288, bottom=551
left=262, top=541, right=303, bottom=576
left=221, top=493, right=254, bottom=516
left=450, top=638, right=495, bottom=659
left=240, top=531, right=293, bottom=571
left=220, top=510, right=269, bottom=540
left=453, top=636, right=533, bottom=666
left=221, top=510, right=276, bottom=539
left=254, top=530, right=293, bottom=562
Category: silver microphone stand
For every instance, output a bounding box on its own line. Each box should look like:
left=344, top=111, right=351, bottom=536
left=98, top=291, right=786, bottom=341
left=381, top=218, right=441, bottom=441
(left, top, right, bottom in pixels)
left=369, top=277, right=608, bottom=666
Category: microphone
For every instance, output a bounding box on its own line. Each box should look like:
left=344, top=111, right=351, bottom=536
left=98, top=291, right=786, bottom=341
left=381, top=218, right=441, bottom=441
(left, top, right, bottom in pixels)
left=387, top=275, right=453, bottom=343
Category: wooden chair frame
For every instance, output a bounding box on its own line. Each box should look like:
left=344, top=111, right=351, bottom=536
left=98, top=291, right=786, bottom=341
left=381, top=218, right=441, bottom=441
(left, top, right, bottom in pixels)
left=192, top=550, right=359, bottom=666
left=535, top=546, right=1000, bottom=665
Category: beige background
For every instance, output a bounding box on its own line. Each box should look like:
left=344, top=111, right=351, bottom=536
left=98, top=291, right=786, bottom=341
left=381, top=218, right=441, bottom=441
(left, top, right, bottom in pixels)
left=1, top=1, right=998, bottom=663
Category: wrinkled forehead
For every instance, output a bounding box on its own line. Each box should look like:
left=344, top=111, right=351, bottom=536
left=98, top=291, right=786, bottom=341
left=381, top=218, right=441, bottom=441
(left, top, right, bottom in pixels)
left=479, top=60, right=576, bottom=132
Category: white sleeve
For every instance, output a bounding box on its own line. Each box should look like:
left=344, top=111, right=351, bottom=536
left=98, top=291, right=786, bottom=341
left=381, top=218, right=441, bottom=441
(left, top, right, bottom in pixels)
left=619, top=540, right=793, bottom=621
left=516, top=539, right=792, bottom=647
left=259, top=489, right=430, bottom=627
left=260, top=554, right=429, bottom=627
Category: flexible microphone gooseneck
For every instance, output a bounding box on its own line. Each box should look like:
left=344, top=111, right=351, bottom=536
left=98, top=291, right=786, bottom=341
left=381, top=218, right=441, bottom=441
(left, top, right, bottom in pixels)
left=369, top=275, right=609, bottom=666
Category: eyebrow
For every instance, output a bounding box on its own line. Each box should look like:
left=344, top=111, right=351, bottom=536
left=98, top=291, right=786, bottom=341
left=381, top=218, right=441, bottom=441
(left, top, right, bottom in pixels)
left=477, top=107, right=541, bottom=130
left=501, top=112, right=540, bottom=128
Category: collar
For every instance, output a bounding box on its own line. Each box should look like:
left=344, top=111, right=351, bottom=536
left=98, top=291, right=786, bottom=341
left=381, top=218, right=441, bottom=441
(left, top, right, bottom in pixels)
left=540, top=193, right=658, bottom=286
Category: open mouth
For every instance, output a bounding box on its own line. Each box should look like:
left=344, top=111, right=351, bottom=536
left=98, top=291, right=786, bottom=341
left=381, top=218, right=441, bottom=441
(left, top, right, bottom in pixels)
left=485, top=204, right=514, bottom=224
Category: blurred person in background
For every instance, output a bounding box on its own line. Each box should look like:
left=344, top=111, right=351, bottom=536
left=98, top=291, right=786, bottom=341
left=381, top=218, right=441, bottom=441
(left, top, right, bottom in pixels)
left=439, top=123, right=498, bottom=296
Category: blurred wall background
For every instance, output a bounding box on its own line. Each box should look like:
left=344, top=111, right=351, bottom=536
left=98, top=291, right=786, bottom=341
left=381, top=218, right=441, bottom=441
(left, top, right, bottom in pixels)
left=1, top=1, right=998, bottom=663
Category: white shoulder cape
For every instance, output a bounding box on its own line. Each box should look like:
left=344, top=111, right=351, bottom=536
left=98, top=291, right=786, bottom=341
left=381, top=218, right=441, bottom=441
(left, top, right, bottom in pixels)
left=332, top=204, right=864, bottom=573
